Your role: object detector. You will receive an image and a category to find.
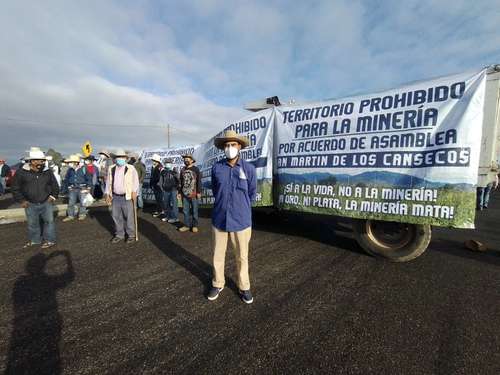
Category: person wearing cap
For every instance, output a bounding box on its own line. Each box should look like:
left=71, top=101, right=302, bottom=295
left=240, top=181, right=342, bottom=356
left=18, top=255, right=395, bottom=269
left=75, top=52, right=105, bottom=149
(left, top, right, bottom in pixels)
left=178, top=154, right=201, bottom=232
left=129, top=153, right=146, bottom=209
left=149, top=153, right=165, bottom=217
left=104, top=149, right=140, bottom=243
left=207, top=130, right=256, bottom=304
left=11, top=147, right=59, bottom=249
left=97, top=150, right=112, bottom=187
left=159, top=158, right=180, bottom=223
left=63, top=154, right=93, bottom=221
left=0, top=159, right=11, bottom=195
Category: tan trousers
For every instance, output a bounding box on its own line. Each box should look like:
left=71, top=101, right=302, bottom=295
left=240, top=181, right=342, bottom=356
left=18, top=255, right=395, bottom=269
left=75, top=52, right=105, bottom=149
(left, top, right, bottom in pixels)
left=212, top=226, right=252, bottom=291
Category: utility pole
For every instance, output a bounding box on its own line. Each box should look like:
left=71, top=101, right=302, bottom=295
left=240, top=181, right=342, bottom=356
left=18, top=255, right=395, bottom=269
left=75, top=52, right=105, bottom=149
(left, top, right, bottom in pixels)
left=167, top=123, right=171, bottom=148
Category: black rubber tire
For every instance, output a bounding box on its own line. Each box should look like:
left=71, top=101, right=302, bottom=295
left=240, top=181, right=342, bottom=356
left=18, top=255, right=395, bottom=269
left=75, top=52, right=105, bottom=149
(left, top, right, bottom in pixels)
left=352, top=219, right=432, bottom=262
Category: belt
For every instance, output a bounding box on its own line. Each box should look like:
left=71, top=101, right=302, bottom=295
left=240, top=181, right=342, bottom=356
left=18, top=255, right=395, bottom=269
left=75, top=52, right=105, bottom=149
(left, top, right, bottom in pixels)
left=113, top=193, right=125, bottom=197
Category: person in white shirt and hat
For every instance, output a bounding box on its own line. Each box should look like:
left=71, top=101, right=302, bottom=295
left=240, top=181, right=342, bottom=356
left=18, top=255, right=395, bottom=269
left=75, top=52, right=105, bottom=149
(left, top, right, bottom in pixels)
left=11, top=147, right=59, bottom=249
left=149, top=153, right=165, bottom=217
left=104, top=149, right=140, bottom=243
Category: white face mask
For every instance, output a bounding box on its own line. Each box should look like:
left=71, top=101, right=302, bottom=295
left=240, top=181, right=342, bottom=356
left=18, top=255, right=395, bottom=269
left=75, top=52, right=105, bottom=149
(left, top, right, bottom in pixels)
left=224, top=146, right=239, bottom=160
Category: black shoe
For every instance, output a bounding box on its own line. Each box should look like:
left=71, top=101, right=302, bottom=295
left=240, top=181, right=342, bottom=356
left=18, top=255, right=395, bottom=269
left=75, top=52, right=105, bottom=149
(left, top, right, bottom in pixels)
left=207, top=287, right=224, bottom=301
left=126, top=237, right=136, bottom=244
left=110, top=237, right=122, bottom=243
left=239, top=290, right=253, bottom=304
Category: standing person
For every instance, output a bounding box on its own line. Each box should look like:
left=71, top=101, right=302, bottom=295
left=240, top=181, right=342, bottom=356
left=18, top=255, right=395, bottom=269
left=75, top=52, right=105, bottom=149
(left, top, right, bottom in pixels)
left=104, top=149, right=139, bottom=243
left=84, top=155, right=99, bottom=197
left=59, top=160, right=69, bottom=196
left=159, top=158, right=180, bottom=223
left=130, top=153, right=146, bottom=209
left=97, top=150, right=112, bottom=187
left=178, top=154, right=201, bottom=233
left=0, top=159, right=11, bottom=195
left=149, top=154, right=164, bottom=217
left=11, top=147, right=59, bottom=249
left=477, top=175, right=499, bottom=210
left=207, top=130, right=256, bottom=304
left=62, top=155, right=92, bottom=221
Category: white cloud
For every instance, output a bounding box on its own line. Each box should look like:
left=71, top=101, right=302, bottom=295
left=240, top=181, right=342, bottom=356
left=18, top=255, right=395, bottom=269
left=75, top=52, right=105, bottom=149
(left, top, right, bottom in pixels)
left=0, top=0, right=499, bottom=163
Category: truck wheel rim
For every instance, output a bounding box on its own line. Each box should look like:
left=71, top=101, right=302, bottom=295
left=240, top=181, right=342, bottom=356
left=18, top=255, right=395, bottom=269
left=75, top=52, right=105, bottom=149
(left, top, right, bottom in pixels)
left=365, top=220, right=415, bottom=250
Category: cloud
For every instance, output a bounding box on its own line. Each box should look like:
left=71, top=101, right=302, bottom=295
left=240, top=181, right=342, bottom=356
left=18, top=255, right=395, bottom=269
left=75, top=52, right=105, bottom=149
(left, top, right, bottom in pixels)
left=0, top=0, right=499, bottom=163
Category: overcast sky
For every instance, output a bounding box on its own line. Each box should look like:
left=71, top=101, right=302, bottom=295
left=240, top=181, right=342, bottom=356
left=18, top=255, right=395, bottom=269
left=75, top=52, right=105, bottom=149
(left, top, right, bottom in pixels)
left=0, top=0, right=499, bottom=163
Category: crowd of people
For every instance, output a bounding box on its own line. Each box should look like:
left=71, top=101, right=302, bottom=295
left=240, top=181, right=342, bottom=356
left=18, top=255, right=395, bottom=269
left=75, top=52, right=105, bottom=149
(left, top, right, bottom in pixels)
left=7, top=130, right=257, bottom=304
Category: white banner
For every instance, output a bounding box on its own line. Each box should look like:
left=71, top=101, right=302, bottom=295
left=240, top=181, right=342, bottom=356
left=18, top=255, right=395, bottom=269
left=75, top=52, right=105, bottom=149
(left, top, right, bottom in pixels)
left=140, top=145, right=200, bottom=203
left=194, top=108, right=275, bottom=206
left=275, top=70, right=487, bottom=228
left=140, top=108, right=275, bottom=206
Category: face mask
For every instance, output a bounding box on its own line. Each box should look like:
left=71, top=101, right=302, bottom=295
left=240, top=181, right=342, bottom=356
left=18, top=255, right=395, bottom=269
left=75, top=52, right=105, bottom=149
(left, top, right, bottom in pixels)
left=225, top=146, right=239, bottom=160
left=165, top=163, right=172, bottom=170
left=116, top=158, right=126, bottom=166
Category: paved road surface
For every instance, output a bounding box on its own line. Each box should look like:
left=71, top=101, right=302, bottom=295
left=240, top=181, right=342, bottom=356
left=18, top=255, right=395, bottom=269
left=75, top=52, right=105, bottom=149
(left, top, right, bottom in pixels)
left=0, top=197, right=499, bottom=374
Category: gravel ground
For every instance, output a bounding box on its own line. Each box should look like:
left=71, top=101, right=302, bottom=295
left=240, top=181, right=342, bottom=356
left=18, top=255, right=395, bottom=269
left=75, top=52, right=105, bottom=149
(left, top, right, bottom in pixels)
left=0, top=196, right=499, bottom=374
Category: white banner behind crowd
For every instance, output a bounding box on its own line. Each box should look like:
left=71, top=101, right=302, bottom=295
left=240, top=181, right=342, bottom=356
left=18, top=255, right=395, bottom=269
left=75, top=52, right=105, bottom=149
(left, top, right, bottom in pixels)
left=274, top=69, right=487, bottom=228
left=140, top=145, right=200, bottom=204
left=140, top=108, right=275, bottom=207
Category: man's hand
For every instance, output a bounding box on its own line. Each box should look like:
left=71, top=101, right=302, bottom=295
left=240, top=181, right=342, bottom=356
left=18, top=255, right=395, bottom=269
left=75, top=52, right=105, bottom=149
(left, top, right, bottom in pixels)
left=20, top=201, right=29, bottom=208
left=196, top=193, right=202, bottom=199
left=177, top=193, right=181, bottom=200
left=104, top=194, right=112, bottom=206
left=131, top=191, right=138, bottom=201
left=48, top=195, right=56, bottom=203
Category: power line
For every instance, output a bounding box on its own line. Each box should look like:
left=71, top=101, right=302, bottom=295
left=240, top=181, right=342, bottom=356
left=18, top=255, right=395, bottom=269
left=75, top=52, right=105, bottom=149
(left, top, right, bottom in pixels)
left=0, top=115, right=205, bottom=141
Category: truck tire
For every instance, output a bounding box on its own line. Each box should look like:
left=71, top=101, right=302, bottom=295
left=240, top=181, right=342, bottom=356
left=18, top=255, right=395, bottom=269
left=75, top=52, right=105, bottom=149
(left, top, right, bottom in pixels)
left=352, top=219, right=431, bottom=262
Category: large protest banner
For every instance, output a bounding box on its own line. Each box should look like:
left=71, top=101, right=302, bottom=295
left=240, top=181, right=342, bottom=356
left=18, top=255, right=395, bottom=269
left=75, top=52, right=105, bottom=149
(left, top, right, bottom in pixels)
left=140, top=145, right=200, bottom=203
left=275, top=70, right=487, bottom=228
left=194, top=108, right=275, bottom=207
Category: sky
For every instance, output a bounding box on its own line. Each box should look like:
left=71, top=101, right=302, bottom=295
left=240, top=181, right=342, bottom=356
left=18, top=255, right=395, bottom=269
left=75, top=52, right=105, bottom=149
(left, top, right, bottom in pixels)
left=0, top=0, right=499, bottom=163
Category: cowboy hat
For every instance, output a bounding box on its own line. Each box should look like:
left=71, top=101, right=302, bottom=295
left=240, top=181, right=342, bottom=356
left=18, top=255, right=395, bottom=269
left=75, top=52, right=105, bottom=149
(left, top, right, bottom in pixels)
left=151, top=153, right=162, bottom=163
left=114, top=148, right=128, bottom=158
left=214, top=130, right=249, bottom=150
left=99, top=149, right=110, bottom=157
left=64, top=154, right=80, bottom=163
left=181, top=154, right=196, bottom=162
left=25, top=147, right=47, bottom=160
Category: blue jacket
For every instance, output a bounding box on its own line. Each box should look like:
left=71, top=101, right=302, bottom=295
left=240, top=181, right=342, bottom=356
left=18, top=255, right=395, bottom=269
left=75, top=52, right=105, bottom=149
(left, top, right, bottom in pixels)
left=64, top=167, right=92, bottom=188
left=211, top=157, right=256, bottom=232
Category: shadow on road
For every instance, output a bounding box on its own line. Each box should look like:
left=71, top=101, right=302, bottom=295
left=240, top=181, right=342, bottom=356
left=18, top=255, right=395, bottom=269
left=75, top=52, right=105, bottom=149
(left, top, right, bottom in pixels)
left=89, top=207, right=115, bottom=236
left=5, top=250, right=75, bottom=375
left=137, top=217, right=240, bottom=296
left=253, top=210, right=368, bottom=257
left=431, top=239, right=500, bottom=266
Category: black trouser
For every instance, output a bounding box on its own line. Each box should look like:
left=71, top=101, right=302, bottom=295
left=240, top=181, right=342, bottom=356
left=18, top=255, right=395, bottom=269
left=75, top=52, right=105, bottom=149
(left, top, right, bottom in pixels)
left=153, top=186, right=164, bottom=212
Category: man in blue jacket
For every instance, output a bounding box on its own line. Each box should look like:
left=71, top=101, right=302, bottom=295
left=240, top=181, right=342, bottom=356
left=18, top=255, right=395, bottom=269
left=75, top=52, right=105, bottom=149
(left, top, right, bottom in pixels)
left=63, top=155, right=93, bottom=221
left=207, top=130, right=256, bottom=304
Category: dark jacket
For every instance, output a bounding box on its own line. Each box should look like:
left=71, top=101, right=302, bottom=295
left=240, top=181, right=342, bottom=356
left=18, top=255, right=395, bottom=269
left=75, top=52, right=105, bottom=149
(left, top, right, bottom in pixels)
left=159, top=168, right=179, bottom=191
left=134, top=161, right=146, bottom=183
left=0, top=164, right=10, bottom=177
left=150, top=165, right=162, bottom=189
left=180, top=165, right=201, bottom=198
left=11, top=168, right=59, bottom=203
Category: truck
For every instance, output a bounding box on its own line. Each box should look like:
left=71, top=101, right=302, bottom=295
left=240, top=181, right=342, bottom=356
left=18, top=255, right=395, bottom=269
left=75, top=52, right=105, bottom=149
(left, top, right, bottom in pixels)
left=141, top=65, right=500, bottom=262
